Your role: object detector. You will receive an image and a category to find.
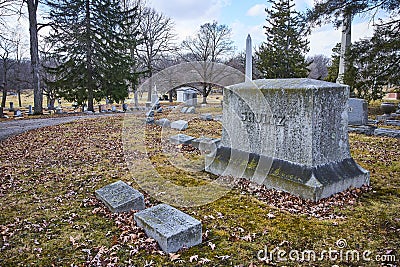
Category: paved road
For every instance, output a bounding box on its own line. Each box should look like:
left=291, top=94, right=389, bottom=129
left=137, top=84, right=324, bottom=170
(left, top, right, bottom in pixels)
left=0, top=114, right=116, bottom=141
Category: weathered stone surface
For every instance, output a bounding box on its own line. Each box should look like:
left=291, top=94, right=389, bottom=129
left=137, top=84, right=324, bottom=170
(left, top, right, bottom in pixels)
left=95, top=180, right=145, bottom=213
left=169, top=134, right=195, bottom=145
left=206, top=78, right=370, bottom=201
left=134, top=204, right=202, bottom=253
left=348, top=98, right=368, bottom=125
left=200, top=113, right=213, bottom=121
left=155, top=118, right=171, bottom=128
left=181, top=107, right=188, bottom=113
left=191, top=137, right=220, bottom=154
left=171, top=120, right=188, bottom=131
left=374, top=128, right=400, bottom=138
left=348, top=125, right=376, bottom=136
left=385, top=120, right=400, bottom=127
left=186, top=107, right=195, bottom=114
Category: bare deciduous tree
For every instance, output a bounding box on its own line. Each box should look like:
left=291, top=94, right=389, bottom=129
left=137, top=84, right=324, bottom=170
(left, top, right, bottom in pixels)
left=136, top=5, right=176, bottom=102
left=0, top=34, right=17, bottom=107
left=180, top=21, right=234, bottom=103
left=25, top=0, right=42, bottom=114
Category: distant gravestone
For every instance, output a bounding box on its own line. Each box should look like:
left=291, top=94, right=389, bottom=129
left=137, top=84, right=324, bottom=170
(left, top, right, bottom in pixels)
left=134, top=204, right=202, bottom=253
left=186, top=106, right=195, bottom=114
left=181, top=107, right=188, bottom=113
left=191, top=137, right=220, bottom=154
left=169, top=134, right=195, bottom=145
left=374, top=128, right=400, bottom=138
left=14, top=110, right=22, bottom=117
left=28, top=105, right=33, bottom=115
left=200, top=113, right=213, bottom=121
left=155, top=118, right=171, bottom=128
left=171, top=120, right=188, bottom=131
left=9, top=102, right=14, bottom=111
left=206, top=78, right=370, bottom=201
left=95, top=180, right=145, bottom=213
left=111, top=106, right=117, bottom=112
left=348, top=98, right=368, bottom=125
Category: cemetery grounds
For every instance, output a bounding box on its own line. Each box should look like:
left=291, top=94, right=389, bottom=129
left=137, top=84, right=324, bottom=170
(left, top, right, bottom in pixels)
left=0, top=102, right=399, bottom=266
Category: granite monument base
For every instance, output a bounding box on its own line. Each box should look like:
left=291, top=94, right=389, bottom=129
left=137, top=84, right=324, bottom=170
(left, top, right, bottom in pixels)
left=206, top=147, right=369, bottom=201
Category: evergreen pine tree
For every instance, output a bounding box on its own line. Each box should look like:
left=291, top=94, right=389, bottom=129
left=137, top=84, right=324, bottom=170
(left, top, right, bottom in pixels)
left=256, top=0, right=310, bottom=78
left=45, top=0, right=138, bottom=111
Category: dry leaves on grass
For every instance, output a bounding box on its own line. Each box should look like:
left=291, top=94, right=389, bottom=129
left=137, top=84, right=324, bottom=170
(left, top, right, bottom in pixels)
left=235, top=178, right=371, bottom=219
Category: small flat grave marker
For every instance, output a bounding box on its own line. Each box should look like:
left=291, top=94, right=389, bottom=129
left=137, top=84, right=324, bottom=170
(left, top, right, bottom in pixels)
left=169, top=134, right=195, bottom=145
left=95, top=180, right=145, bottom=213
left=155, top=118, right=171, bottom=128
left=200, top=113, right=213, bottom=121
left=134, top=204, right=202, bottom=253
left=171, top=120, right=188, bottom=131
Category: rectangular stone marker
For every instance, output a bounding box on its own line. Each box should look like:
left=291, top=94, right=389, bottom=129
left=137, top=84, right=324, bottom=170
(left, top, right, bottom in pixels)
left=169, top=134, right=195, bottom=145
left=348, top=98, right=368, bottom=125
left=206, top=78, right=370, bottom=201
left=374, top=128, right=400, bottom=138
left=200, top=113, right=213, bottom=121
left=181, top=107, right=188, bottom=113
left=186, top=107, right=195, bottom=114
left=95, top=180, right=145, bottom=213
left=171, top=120, right=188, bottom=131
left=191, top=137, right=220, bottom=153
left=155, top=118, right=171, bottom=128
left=134, top=204, right=202, bottom=253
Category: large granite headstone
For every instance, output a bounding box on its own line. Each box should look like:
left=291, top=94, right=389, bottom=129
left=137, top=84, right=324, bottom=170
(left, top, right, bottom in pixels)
left=95, top=180, right=145, bottom=213
left=348, top=98, right=368, bottom=125
left=134, top=204, right=202, bottom=253
left=206, top=78, right=370, bottom=201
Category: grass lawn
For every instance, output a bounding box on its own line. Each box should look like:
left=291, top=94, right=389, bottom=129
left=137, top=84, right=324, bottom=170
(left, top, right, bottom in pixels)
left=0, top=109, right=399, bottom=266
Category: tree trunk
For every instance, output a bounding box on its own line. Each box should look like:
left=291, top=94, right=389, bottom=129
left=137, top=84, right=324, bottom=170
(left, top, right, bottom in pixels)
left=1, top=82, right=6, bottom=108
left=27, top=0, right=43, bottom=114
left=18, top=89, right=22, bottom=107
left=85, top=0, right=94, bottom=112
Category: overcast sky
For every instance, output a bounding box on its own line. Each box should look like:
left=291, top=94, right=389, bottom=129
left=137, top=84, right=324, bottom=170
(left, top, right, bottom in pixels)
left=146, top=0, right=376, bottom=57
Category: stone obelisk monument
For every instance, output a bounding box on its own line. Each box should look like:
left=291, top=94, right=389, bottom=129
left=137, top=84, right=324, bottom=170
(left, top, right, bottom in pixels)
left=337, top=15, right=352, bottom=84
left=245, top=34, right=252, bottom=83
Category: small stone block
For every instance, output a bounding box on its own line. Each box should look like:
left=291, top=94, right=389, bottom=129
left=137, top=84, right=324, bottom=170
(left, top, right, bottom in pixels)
left=186, top=107, right=195, bottom=114
left=169, top=134, right=195, bottom=145
left=134, top=204, right=202, bottom=253
left=191, top=137, right=220, bottom=150
left=181, top=107, right=188, bottom=113
left=171, top=120, right=188, bottom=131
left=374, top=128, right=400, bottom=138
left=95, top=180, right=145, bottom=213
left=155, top=118, right=171, bottom=127
left=200, top=113, right=213, bottom=121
